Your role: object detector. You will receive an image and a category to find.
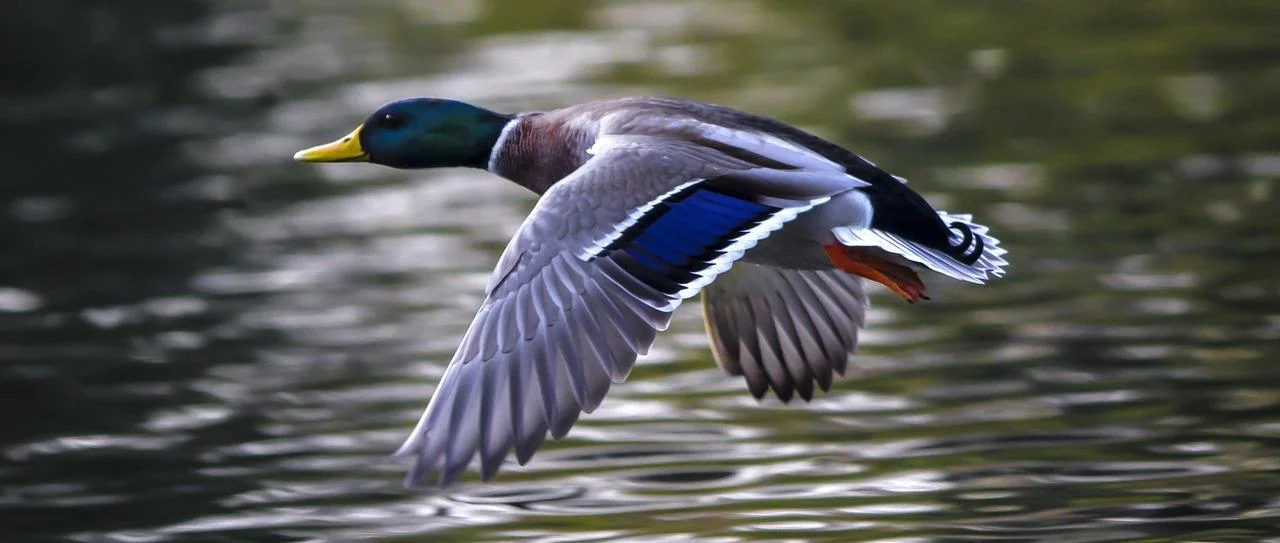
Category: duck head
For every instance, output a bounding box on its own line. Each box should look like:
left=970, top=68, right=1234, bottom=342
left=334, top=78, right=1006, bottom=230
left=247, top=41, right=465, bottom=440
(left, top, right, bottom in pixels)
left=294, top=98, right=512, bottom=169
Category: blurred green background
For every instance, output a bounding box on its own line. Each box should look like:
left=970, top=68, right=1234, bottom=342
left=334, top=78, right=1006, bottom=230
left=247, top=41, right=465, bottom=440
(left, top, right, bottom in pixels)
left=1, top=1, right=1278, bottom=541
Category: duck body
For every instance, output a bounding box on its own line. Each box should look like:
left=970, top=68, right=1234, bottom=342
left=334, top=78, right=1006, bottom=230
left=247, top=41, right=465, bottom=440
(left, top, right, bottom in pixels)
left=295, top=96, right=1007, bottom=486
left=490, top=97, right=994, bottom=275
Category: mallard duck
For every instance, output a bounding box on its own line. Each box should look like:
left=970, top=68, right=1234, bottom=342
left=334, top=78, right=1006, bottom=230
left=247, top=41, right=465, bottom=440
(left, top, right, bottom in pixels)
left=295, top=96, right=1007, bottom=486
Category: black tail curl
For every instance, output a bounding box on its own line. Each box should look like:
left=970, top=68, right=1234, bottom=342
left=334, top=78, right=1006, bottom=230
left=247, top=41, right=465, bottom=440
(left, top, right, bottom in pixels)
left=947, top=221, right=984, bottom=265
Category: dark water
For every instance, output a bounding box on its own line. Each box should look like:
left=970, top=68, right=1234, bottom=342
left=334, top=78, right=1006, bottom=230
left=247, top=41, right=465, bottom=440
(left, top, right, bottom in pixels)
left=3, top=1, right=1280, bottom=542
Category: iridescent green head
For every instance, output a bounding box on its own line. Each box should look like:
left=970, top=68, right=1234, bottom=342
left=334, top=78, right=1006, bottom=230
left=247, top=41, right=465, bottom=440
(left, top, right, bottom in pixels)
left=294, top=98, right=512, bottom=169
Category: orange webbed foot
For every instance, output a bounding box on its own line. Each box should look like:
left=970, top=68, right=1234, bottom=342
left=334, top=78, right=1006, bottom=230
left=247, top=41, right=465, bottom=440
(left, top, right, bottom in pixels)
left=822, top=243, right=930, bottom=303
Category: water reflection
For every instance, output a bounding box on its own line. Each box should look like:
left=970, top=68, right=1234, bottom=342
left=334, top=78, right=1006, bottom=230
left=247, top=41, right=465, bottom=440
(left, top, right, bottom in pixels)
left=1, top=0, right=1279, bottom=542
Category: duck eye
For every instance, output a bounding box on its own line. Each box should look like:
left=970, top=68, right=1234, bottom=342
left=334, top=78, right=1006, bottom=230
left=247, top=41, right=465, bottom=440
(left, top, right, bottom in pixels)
left=381, top=113, right=405, bottom=129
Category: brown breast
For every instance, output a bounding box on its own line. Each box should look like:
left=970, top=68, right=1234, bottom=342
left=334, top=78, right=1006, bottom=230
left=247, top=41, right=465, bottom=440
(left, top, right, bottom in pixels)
left=489, top=111, right=599, bottom=194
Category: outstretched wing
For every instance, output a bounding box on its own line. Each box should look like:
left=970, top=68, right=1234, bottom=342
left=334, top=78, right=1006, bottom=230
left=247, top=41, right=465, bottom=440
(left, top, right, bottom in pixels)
left=701, top=264, right=867, bottom=402
left=395, top=135, right=866, bottom=486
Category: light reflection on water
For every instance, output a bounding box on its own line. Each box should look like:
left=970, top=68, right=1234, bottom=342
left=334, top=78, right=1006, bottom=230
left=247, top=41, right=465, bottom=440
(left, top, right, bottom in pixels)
left=2, top=1, right=1280, bottom=542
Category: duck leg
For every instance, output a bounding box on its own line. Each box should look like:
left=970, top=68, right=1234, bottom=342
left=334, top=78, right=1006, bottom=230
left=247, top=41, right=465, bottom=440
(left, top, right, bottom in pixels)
left=822, top=243, right=930, bottom=303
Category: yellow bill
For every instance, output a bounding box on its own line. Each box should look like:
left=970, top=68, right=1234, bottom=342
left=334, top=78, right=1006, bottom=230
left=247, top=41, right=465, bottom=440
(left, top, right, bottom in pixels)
left=293, top=125, right=369, bottom=162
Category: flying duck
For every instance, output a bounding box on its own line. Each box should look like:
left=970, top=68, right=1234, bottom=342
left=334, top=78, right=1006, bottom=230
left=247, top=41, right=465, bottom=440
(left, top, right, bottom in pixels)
left=294, top=96, right=1007, bottom=486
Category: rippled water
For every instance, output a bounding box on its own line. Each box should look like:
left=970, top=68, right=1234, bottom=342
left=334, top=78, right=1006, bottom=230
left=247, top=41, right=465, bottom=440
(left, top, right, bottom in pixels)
left=3, top=1, right=1280, bottom=542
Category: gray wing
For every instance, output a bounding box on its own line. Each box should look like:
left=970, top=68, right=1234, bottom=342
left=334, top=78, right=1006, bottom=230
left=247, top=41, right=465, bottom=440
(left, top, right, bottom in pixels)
left=394, top=135, right=866, bottom=486
left=701, top=263, right=868, bottom=402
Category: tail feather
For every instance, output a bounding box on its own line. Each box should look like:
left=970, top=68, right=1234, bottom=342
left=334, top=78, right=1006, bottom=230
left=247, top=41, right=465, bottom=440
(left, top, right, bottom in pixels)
left=831, top=211, right=1007, bottom=284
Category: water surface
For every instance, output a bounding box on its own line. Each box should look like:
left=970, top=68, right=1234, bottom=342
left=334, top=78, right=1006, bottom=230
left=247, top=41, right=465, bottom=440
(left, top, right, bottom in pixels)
left=2, top=1, right=1279, bottom=542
